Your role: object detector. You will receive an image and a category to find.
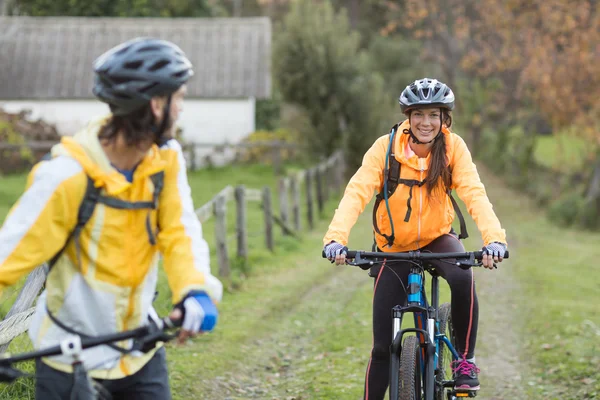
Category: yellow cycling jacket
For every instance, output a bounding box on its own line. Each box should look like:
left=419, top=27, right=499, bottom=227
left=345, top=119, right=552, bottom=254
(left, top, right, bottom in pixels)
left=323, top=119, right=506, bottom=252
left=0, top=116, right=223, bottom=378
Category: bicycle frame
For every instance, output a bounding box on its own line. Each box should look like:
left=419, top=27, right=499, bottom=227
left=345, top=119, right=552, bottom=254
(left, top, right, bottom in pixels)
left=322, top=249, right=508, bottom=400
left=388, top=265, right=468, bottom=400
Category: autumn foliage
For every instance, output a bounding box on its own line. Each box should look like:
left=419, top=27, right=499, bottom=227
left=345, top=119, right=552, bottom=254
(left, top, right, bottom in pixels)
left=385, top=0, right=599, bottom=140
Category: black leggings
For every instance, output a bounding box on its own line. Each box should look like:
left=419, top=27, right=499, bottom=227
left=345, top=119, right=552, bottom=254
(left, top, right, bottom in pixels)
left=364, top=234, right=479, bottom=400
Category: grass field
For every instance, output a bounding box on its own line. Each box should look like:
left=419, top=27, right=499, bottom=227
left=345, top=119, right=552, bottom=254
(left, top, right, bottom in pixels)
left=1, top=159, right=599, bottom=399
left=533, top=133, right=590, bottom=172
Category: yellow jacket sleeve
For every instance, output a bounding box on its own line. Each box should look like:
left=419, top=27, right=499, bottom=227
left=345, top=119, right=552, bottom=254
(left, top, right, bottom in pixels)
left=0, top=158, right=84, bottom=293
left=450, top=135, right=507, bottom=246
left=157, top=140, right=223, bottom=305
left=323, top=136, right=387, bottom=246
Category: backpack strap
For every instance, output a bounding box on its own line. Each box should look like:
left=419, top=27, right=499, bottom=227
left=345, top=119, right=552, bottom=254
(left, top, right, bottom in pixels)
left=47, top=171, right=165, bottom=271
left=146, top=171, right=164, bottom=245
left=47, top=176, right=100, bottom=271
left=372, top=124, right=400, bottom=248
left=372, top=125, right=470, bottom=247
left=448, top=189, right=469, bottom=240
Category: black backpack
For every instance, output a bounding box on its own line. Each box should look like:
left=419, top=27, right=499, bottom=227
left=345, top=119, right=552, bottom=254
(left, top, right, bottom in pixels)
left=372, top=124, right=468, bottom=248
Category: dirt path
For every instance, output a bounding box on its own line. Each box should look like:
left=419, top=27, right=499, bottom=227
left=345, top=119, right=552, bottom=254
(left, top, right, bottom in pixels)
left=476, top=261, right=525, bottom=399
left=213, top=266, right=370, bottom=400
left=184, top=169, right=528, bottom=400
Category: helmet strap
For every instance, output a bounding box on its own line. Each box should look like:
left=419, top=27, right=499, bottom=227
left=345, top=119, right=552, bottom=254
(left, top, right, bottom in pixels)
left=404, top=128, right=441, bottom=145
left=150, top=95, right=173, bottom=146
left=405, top=108, right=444, bottom=145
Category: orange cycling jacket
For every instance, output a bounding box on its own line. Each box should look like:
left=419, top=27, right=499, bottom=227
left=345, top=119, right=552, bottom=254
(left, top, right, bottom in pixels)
left=323, top=120, right=506, bottom=252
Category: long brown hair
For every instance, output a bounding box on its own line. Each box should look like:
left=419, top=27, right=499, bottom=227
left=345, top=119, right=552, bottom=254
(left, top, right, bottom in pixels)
left=406, top=109, right=453, bottom=196
left=98, top=104, right=156, bottom=148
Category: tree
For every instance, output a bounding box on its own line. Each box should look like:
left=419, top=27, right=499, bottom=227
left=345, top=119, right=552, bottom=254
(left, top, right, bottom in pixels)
left=383, top=0, right=600, bottom=226
left=273, top=1, right=362, bottom=156
left=273, top=1, right=397, bottom=171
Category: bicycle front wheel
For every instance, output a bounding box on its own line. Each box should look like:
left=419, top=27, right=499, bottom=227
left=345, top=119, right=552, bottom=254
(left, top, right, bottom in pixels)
left=398, top=335, right=422, bottom=400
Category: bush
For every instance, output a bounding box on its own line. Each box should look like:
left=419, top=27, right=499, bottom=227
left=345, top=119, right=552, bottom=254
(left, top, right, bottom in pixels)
left=236, top=128, right=300, bottom=165
left=547, top=191, right=586, bottom=228
left=0, top=108, right=61, bottom=174
left=256, top=87, right=282, bottom=131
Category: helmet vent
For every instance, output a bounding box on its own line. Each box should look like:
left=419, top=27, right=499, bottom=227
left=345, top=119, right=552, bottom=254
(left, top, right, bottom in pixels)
left=112, top=92, right=133, bottom=100
left=171, top=70, right=188, bottom=79
left=124, top=60, right=143, bottom=70
left=149, top=59, right=171, bottom=71
left=138, top=45, right=162, bottom=52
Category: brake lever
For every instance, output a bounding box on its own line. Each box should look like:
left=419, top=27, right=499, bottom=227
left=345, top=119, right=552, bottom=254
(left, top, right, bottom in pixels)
left=0, top=365, right=23, bottom=383
left=135, top=331, right=178, bottom=353
left=455, top=253, right=497, bottom=269
left=345, top=253, right=374, bottom=270
left=455, top=253, right=480, bottom=270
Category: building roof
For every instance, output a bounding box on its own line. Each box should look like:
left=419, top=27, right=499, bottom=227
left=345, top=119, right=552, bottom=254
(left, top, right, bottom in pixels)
left=0, top=16, right=271, bottom=100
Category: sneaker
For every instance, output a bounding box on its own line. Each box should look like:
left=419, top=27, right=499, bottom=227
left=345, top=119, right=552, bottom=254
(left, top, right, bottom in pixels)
left=452, top=359, right=480, bottom=390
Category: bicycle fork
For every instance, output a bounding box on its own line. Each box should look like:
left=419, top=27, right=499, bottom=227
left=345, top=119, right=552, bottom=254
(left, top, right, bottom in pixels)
left=389, top=267, right=437, bottom=400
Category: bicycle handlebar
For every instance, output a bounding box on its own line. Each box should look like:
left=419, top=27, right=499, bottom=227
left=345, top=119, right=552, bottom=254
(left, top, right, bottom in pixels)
left=321, top=249, right=509, bottom=270
left=0, top=316, right=179, bottom=382
left=322, top=249, right=509, bottom=260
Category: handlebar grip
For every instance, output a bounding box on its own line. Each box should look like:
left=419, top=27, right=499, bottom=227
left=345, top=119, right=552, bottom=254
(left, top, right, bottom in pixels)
left=474, top=250, right=510, bottom=259
left=322, top=250, right=357, bottom=258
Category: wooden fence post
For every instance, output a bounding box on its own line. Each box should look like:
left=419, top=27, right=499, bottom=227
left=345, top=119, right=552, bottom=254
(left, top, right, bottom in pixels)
left=262, top=186, right=274, bottom=251
left=214, top=194, right=230, bottom=277
left=305, top=169, right=314, bottom=230
left=291, top=174, right=301, bottom=232
left=278, top=178, right=290, bottom=234
left=188, top=144, right=197, bottom=171
left=271, top=144, right=283, bottom=176
left=315, top=166, right=324, bottom=216
left=0, top=266, right=46, bottom=352
left=235, top=185, right=248, bottom=261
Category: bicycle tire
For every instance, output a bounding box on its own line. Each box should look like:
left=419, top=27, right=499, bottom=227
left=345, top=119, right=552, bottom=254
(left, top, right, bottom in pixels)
left=436, top=302, right=455, bottom=400
left=398, top=335, right=422, bottom=400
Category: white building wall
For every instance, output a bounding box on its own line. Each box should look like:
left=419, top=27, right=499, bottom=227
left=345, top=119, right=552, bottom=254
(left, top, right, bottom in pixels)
left=0, top=98, right=255, bottom=167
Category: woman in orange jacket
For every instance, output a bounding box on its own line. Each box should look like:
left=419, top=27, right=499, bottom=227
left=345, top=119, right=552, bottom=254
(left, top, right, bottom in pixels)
left=323, top=78, right=507, bottom=399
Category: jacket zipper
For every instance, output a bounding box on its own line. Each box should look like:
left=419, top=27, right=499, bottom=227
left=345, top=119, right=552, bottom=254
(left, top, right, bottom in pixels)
left=417, top=158, right=424, bottom=248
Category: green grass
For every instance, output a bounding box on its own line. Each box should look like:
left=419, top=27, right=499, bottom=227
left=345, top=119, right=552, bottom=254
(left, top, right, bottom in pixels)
left=0, top=173, right=28, bottom=225
left=476, top=168, right=600, bottom=399
left=1, top=160, right=600, bottom=399
left=533, top=133, right=590, bottom=172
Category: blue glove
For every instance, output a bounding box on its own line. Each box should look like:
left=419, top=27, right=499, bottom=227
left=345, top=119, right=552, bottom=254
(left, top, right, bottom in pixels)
left=177, top=291, right=218, bottom=333
left=482, top=242, right=507, bottom=258
left=324, top=241, right=348, bottom=263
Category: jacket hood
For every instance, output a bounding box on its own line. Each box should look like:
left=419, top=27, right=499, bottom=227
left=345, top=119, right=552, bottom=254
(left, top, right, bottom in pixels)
left=50, top=115, right=166, bottom=196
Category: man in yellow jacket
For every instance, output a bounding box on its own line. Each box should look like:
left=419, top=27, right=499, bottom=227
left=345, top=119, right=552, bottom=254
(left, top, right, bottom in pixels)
left=0, top=38, right=222, bottom=399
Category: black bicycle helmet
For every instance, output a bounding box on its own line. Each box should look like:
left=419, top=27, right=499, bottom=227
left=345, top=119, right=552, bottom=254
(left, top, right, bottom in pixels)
left=398, top=78, right=455, bottom=113
left=93, top=37, right=193, bottom=116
